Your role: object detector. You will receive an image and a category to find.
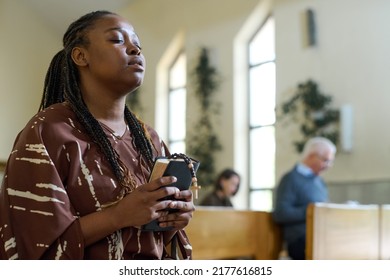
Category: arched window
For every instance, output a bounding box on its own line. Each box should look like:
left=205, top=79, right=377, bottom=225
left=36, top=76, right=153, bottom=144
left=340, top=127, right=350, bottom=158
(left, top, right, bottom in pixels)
left=248, top=16, right=275, bottom=211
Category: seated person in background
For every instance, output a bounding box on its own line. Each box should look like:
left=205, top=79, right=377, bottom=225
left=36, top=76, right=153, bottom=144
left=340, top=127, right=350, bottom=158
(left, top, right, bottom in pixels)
left=200, top=168, right=240, bottom=207
left=272, top=137, right=336, bottom=260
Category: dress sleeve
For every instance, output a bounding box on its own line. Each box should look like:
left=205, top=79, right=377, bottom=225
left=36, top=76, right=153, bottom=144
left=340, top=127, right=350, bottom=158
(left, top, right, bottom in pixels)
left=0, top=120, right=84, bottom=259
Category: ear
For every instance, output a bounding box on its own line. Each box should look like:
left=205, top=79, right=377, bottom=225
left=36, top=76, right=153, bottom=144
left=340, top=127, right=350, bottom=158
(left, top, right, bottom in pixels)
left=71, top=47, right=88, bottom=66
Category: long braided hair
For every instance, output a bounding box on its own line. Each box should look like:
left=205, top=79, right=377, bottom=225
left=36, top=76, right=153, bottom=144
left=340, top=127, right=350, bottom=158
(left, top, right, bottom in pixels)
left=39, top=11, right=155, bottom=198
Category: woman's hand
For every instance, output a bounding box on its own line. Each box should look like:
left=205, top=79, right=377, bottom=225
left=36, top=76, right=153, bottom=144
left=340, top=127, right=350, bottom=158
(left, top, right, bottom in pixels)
left=156, top=188, right=195, bottom=230
left=111, top=176, right=181, bottom=229
left=79, top=176, right=194, bottom=246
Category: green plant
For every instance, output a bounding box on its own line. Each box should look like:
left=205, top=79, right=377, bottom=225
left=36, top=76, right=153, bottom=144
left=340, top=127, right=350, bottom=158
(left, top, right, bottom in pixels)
left=279, top=79, right=339, bottom=153
left=187, top=47, right=222, bottom=187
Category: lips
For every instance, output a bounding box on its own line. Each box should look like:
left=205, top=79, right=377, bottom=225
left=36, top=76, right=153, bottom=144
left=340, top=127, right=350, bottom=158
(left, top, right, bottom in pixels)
left=128, top=57, right=144, bottom=70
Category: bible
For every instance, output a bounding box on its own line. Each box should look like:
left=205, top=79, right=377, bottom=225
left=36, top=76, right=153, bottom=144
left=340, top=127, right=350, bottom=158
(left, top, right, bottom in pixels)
left=142, top=156, right=200, bottom=231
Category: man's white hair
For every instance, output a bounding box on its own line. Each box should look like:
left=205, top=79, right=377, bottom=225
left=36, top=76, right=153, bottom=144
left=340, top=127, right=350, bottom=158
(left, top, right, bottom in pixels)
left=301, top=137, right=336, bottom=160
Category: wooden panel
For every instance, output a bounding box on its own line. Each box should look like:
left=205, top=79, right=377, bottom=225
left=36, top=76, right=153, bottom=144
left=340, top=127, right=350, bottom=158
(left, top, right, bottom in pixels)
left=380, top=205, right=390, bottom=260
left=306, top=202, right=379, bottom=260
left=306, top=203, right=315, bottom=260
left=185, top=207, right=282, bottom=260
left=255, top=210, right=283, bottom=260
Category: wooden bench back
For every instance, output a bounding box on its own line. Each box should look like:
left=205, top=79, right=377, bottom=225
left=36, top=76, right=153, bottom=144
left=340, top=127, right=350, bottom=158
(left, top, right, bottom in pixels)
left=306, top=202, right=380, bottom=259
left=380, top=204, right=390, bottom=260
left=185, top=207, right=282, bottom=260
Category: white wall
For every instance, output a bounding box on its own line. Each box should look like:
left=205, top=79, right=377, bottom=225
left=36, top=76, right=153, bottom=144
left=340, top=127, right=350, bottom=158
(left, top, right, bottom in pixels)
left=274, top=0, right=390, bottom=184
left=0, top=0, right=60, bottom=161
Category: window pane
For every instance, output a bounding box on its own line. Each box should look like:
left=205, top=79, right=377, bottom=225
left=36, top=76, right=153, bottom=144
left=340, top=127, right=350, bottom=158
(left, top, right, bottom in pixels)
left=169, top=141, right=186, bottom=154
left=249, top=62, right=276, bottom=126
left=168, top=88, right=186, bottom=141
left=250, top=126, right=275, bottom=188
left=169, top=53, right=186, bottom=89
left=250, top=190, right=273, bottom=211
left=249, top=17, right=275, bottom=65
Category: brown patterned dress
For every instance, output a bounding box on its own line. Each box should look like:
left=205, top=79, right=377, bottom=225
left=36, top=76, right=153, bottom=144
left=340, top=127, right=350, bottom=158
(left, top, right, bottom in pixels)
left=0, top=102, right=192, bottom=260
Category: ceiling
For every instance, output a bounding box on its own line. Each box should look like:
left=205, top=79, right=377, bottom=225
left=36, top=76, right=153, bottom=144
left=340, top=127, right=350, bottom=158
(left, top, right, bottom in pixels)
left=19, top=0, right=134, bottom=33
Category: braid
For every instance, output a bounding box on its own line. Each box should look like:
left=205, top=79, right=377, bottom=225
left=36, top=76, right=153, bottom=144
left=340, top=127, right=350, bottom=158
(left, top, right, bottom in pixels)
left=40, top=10, right=155, bottom=197
left=124, top=106, right=154, bottom=167
left=39, top=50, right=66, bottom=111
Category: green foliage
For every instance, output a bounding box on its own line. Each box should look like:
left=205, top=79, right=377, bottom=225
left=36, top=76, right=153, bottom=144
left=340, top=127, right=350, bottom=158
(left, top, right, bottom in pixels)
left=187, top=47, right=222, bottom=187
left=279, top=80, right=339, bottom=153
left=193, top=48, right=220, bottom=110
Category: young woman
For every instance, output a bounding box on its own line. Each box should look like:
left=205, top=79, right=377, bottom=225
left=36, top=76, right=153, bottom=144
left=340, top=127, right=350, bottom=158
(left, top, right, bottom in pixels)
left=0, top=11, right=194, bottom=260
left=200, top=169, right=240, bottom=207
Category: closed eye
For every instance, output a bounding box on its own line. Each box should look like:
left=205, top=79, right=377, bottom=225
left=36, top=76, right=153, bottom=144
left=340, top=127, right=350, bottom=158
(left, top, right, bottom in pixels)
left=111, top=39, right=124, bottom=44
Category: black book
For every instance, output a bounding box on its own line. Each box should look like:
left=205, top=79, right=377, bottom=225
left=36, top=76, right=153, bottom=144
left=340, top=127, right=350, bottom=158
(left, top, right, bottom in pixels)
left=141, top=156, right=200, bottom=231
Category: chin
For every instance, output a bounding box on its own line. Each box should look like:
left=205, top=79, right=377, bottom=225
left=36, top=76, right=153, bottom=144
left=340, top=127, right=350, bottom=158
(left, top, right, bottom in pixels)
left=134, top=76, right=144, bottom=86
left=127, top=78, right=143, bottom=91
left=129, top=86, right=140, bottom=94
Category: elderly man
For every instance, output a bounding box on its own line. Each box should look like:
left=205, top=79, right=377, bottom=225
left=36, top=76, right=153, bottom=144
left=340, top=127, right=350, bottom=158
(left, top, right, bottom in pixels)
left=272, top=137, right=336, bottom=260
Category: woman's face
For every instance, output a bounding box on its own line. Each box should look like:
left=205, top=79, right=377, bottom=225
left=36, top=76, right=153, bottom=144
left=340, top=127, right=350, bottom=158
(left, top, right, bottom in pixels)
left=77, top=14, right=146, bottom=94
left=220, top=175, right=240, bottom=197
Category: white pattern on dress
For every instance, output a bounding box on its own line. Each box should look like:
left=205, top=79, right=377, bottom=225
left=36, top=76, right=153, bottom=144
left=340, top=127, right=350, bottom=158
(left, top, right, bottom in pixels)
left=107, top=230, right=124, bottom=260
left=7, top=188, right=65, bottom=204
left=75, top=141, right=101, bottom=209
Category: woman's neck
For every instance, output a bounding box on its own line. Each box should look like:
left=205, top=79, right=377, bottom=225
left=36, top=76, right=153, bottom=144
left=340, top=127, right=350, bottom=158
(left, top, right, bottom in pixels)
left=83, top=91, right=128, bottom=136
left=216, top=190, right=227, bottom=199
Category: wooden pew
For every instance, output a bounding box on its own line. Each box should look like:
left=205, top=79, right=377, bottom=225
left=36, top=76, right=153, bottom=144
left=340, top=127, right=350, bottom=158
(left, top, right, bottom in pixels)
left=185, top=207, right=282, bottom=260
left=306, top=202, right=380, bottom=260
left=379, top=204, right=390, bottom=260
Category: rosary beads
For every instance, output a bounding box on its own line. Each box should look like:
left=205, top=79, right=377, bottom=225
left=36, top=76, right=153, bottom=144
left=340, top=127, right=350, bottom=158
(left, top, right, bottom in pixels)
left=169, top=153, right=201, bottom=199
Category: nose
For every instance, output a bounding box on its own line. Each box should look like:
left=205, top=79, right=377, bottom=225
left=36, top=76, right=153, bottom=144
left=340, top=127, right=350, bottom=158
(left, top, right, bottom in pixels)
left=126, top=43, right=141, bottom=56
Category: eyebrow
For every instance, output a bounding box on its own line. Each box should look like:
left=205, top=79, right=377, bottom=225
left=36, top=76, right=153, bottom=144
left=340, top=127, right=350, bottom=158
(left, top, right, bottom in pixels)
left=104, top=27, right=126, bottom=32
left=104, top=27, right=140, bottom=40
left=104, top=27, right=135, bottom=35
